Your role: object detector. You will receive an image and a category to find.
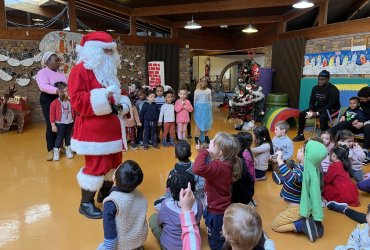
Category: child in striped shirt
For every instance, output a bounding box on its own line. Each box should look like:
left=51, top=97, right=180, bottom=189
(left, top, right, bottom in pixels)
left=271, top=140, right=322, bottom=242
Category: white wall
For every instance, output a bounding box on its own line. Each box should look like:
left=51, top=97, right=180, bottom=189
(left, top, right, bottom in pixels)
left=192, top=54, right=265, bottom=82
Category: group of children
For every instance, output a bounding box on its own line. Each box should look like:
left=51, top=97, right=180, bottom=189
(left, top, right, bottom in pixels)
left=97, top=131, right=280, bottom=250
left=127, top=77, right=213, bottom=150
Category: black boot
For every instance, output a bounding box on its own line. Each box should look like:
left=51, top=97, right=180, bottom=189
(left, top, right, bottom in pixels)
left=97, top=181, right=113, bottom=203
left=79, top=189, right=103, bottom=219
left=205, top=136, right=210, bottom=144
left=195, top=137, right=199, bottom=144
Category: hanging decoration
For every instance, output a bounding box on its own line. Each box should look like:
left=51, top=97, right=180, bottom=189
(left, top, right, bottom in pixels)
left=227, top=54, right=265, bottom=130
left=15, top=73, right=31, bottom=87
left=0, top=48, right=41, bottom=67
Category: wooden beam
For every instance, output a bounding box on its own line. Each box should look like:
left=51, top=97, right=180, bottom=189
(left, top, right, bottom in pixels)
left=282, top=5, right=316, bottom=22
left=317, top=0, right=328, bottom=27
left=0, top=0, right=6, bottom=29
left=67, top=0, right=77, bottom=31
left=132, top=0, right=325, bottom=17
left=130, top=16, right=136, bottom=36
left=278, top=17, right=370, bottom=40
left=137, top=16, right=173, bottom=28
left=5, top=3, right=59, bottom=18
left=278, top=17, right=286, bottom=33
left=345, top=0, right=369, bottom=20
left=79, top=0, right=131, bottom=16
left=173, top=15, right=280, bottom=28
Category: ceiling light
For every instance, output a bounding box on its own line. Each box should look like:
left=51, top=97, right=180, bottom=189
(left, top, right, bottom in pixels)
left=34, top=22, right=44, bottom=26
left=220, top=25, right=228, bottom=28
left=32, top=18, right=43, bottom=22
left=293, top=1, right=314, bottom=9
left=184, top=16, right=201, bottom=30
left=106, top=29, right=115, bottom=32
left=242, top=9, right=258, bottom=34
left=242, top=24, right=258, bottom=33
left=63, top=26, right=70, bottom=31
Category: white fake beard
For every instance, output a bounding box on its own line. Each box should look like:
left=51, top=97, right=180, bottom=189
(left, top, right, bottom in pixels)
left=77, top=46, right=121, bottom=88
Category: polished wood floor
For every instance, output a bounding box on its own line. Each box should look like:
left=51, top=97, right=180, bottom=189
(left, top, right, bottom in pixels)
left=1, top=107, right=369, bottom=250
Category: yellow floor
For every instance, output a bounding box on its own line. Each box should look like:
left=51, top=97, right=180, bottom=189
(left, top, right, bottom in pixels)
left=1, top=107, right=369, bottom=250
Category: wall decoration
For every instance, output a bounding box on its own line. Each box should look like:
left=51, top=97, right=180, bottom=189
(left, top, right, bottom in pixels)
left=303, top=48, right=370, bottom=75
left=148, top=61, right=164, bottom=88
left=39, top=31, right=83, bottom=75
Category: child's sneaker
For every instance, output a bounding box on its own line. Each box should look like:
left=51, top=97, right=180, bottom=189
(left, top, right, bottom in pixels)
left=139, top=141, right=144, bottom=148
left=131, top=143, right=138, bottom=150
left=143, top=145, right=149, bottom=150
left=53, top=148, right=60, bottom=161
left=326, top=201, right=348, bottom=213
left=65, top=146, right=74, bottom=159
left=301, top=217, right=318, bottom=242
left=255, top=175, right=267, bottom=181
left=272, top=171, right=284, bottom=185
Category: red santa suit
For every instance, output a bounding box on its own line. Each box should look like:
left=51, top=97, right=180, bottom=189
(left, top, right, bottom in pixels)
left=68, top=32, right=130, bottom=194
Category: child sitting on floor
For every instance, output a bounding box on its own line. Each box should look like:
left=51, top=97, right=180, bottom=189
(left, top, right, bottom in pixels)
left=335, top=204, right=370, bottom=250
left=320, top=130, right=335, bottom=173
left=153, top=140, right=205, bottom=210
left=232, top=134, right=255, bottom=205
left=336, top=129, right=366, bottom=182
left=223, top=203, right=276, bottom=250
left=271, top=121, right=294, bottom=184
left=238, top=131, right=256, bottom=181
left=98, top=160, right=148, bottom=250
left=271, top=140, right=327, bottom=242
left=322, top=145, right=360, bottom=207
left=149, top=171, right=203, bottom=250
left=251, top=126, right=273, bottom=181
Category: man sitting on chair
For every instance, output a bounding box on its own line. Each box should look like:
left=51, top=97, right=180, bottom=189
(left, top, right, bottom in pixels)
left=293, top=70, right=340, bottom=142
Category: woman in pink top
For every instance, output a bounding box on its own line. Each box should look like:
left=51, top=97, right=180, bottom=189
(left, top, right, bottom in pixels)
left=36, top=51, right=67, bottom=161
left=175, top=87, right=193, bottom=140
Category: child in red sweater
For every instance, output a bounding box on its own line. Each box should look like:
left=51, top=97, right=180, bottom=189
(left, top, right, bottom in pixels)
left=50, top=82, right=74, bottom=161
left=193, top=132, right=241, bottom=250
left=323, top=145, right=360, bottom=207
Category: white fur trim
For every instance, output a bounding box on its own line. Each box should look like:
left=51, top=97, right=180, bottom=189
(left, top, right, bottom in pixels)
left=90, top=88, right=112, bottom=116
left=119, top=95, right=131, bottom=116
left=119, top=117, right=127, bottom=151
left=71, top=139, right=122, bottom=155
left=104, top=168, right=116, bottom=181
left=83, top=41, right=117, bottom=50
left=77, top=168, right=104, bottom=191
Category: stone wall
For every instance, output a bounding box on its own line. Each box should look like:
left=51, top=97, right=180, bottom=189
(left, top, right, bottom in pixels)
left=179, top=48, right=190, bottom=88
left=0, top=40, right=189, bottom=122
left=263, top=46, right=272, bottom=68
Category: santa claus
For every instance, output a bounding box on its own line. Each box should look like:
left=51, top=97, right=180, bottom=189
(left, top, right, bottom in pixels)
left=68, top=32, right=130, bottom=219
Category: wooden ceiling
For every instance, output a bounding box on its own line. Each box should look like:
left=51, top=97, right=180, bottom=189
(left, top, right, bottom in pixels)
left=3, top=0, right=370, bottom=50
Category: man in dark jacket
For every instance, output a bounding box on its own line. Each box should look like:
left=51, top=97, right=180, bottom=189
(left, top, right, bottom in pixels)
left=293, top=70, right=340, bottom=141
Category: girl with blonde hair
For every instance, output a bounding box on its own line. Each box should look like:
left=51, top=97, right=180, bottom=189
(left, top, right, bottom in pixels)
left=193, top=132, right=242, bottom=249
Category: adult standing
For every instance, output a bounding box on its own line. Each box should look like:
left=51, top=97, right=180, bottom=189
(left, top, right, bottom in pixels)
left=293, top=70, right=340, bottom=142
left=68, top=32, right=130, bottom=219
left=330, top=86, right=370, bottom=162
left=36, top=52, right=67, bottom=161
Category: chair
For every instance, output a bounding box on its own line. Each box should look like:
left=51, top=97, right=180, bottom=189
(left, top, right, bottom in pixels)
left=304, top=109, right=340, bottom=135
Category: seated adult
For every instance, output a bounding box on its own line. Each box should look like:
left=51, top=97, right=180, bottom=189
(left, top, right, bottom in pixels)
left=330, top=86, right=370, bottom=162
left=293, top=70, right=340, bottom=142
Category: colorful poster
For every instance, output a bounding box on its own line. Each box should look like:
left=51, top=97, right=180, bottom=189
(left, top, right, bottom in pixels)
left=303, top=49, right=370, bottom=75
left=148, top=61, right=165, bottom=88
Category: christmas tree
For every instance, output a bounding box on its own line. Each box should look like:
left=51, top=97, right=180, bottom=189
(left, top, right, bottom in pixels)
left=228, top=56, right=265, bottom=130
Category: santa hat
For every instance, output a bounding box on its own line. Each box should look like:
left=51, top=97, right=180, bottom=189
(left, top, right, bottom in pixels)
left=76, top=31, right=117, bottom=53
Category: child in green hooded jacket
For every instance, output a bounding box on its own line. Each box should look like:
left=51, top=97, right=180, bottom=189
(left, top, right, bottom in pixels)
left=271, top=139, right=327, bottom=243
